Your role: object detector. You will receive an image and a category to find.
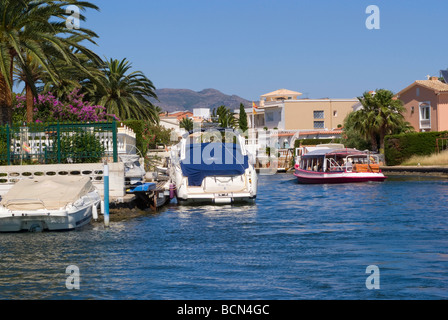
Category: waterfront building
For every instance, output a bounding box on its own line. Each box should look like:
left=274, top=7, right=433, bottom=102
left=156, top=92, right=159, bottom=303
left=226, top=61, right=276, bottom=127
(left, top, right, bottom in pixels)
left=254, top=88, right=357, bottom=131
left=238, top=89, right=356, bottom=149
left=396, top=76, right=448, bottom=132
left=159, top=111, right=193, bottom=133
left=192, top=108, right=211, bottom=121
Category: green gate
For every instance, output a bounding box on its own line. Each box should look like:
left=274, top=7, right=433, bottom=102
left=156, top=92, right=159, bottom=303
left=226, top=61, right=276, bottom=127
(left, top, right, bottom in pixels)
left=0, top=121, right=118, bottom=165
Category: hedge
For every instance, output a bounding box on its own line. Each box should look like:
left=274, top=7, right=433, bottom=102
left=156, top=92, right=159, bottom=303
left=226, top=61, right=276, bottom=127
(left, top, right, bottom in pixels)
left=384, top=131, right=448, bottom=165
left=121, top=120, right=174, bottom=157
left=294, top=138, right=341, bottom=148
left=121, top=120, right=145, bottom=156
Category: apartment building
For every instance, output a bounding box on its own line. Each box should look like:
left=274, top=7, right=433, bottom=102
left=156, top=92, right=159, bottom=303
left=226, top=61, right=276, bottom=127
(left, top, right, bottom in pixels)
left=257, top=89, right=357, bottom=130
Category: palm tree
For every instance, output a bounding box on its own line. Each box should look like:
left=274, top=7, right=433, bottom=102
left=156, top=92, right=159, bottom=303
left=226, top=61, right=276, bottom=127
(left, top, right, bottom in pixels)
left=211, top=105, right=237, bottom=128
left=342, top=111, right=373, bottom=151
left=351, top=89, right=413, bottom=153
left=86, top=58, right=159, bottom=123
left=179, top=117, right=194, bottom=132
left=347, top=105, right=379, bottom=151
left=13, top=54, right=42, bottom=123
left=0, top=0, right=100, bottom=124
left=40, top=49, right=104, bottom=100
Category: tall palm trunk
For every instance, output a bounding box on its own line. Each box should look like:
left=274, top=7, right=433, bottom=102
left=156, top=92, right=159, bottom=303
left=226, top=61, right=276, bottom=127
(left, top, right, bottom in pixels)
left=369, top=131, right=378, bottom=152
left=0, top=72, right=12, bottom=125
left=0, top=49, right=16, bottom=125
left=379, top=126, right=387, bottom=154
left=26, top=82, right=34, bottom=123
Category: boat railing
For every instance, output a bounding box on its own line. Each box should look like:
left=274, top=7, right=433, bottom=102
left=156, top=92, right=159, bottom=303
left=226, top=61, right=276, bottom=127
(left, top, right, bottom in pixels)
left=327, top=158, right=344, bottom=172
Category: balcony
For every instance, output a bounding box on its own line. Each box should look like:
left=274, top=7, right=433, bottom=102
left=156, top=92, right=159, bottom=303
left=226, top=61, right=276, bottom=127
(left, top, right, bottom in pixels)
left=419, top=119, right=431, bottom=130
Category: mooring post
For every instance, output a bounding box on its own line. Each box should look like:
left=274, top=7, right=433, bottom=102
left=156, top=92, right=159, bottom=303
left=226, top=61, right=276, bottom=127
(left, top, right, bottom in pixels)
left=104, top=160, right=110, bottom=227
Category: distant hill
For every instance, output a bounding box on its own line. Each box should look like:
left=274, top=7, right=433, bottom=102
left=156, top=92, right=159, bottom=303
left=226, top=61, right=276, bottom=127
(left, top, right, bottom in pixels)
left=149, top=88, right=253, bottom=113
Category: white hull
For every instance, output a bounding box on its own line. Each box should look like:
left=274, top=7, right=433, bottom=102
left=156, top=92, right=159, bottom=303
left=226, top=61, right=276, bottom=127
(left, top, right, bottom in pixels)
left=170, top=130, right=258, bottom=205
left=294, top=168, right=386, bottom=184
left=173, top=166, right=257, bottom=205
left=0, top=192, right=101, bottom=233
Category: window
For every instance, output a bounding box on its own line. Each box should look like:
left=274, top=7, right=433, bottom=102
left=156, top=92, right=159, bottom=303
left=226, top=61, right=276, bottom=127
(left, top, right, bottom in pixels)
left=314, top=110, right=324, bottom=119
left=416, top=88, right=420, bottom=97
left=314, top=121, right=325, bottom=129
left=266, top=112, right=274, bottom=122
left=419, top=102, right=431, bottom=129
left=420, top=104, right=430, bottom=120
left=333, top=110, right=338, bottom=117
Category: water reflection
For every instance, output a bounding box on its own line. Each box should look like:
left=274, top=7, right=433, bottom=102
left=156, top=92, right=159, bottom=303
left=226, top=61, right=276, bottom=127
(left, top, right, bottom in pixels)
left=1, top=173, right=448, bottom=299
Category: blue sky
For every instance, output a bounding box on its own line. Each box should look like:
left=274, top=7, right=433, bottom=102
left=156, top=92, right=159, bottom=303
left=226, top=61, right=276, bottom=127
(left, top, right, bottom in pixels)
left=81, top=0, right=448, bottom=101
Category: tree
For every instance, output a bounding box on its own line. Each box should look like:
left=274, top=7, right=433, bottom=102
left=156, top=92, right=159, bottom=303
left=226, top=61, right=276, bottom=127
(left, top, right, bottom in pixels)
left=341, top=112, right=372, bottom=151
left=0, top=0, right=100, bottom=124
left=86, top=58, right=159, bottom=123
left=39, top=50, right=104, bottom=101
left=238, top=103, right=248, bottom=133
left=12, top=90, right=119, bottom=123
left=211, top=105, right=237, bottom=128
left=179, top=117, right=193, bottom=132
left=347, top=89, right=414, bottom=153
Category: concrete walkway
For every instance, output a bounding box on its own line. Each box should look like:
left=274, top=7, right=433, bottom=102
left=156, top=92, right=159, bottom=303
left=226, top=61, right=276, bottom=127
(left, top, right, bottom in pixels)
left=381, top=166, right=448, bottom=175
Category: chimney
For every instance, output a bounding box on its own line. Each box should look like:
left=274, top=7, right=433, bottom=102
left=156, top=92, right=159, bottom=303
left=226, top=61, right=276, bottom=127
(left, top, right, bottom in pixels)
left=430, top=76, right=439, bottom=81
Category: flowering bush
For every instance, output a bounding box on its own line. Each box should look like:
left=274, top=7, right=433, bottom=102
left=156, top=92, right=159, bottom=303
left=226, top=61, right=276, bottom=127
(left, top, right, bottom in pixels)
left=13, top=89, right=119, bottom=123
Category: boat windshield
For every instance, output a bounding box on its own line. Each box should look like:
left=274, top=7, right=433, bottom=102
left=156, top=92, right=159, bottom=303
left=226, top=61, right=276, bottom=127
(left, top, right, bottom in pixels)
left=186, top=130, right=242, bottom=145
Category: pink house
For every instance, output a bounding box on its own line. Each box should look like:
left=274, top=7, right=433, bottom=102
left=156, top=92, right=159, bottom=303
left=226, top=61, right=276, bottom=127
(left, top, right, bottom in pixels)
left=396, top=77, right=448, bottom=132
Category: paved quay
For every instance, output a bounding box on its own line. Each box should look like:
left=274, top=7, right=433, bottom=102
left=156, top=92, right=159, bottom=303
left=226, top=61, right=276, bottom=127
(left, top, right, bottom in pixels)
left=381, top=166, right=448, bottom=176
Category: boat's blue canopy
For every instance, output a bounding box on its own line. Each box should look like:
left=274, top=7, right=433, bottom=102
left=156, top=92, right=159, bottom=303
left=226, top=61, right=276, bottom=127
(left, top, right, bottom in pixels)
left=180, top=143, right=249, bottom=186
left=126, top=182, right=157, bottom=193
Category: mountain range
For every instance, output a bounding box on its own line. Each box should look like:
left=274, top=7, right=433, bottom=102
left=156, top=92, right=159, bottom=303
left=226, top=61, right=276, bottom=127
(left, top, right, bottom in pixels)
left=149, top=88, right=253, bottom=113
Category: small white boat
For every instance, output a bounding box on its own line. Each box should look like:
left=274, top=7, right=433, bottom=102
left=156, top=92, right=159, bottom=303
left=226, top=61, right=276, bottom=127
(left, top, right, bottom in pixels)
left=0, top=176, right=101, bottom=232
left=119, top=154, right=146, bottom=187
left=170, top=128, right=258, bottom=204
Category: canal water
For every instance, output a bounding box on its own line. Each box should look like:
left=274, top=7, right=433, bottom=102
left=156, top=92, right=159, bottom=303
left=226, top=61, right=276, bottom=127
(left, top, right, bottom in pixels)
left=0, top=173, right=447, bottom=300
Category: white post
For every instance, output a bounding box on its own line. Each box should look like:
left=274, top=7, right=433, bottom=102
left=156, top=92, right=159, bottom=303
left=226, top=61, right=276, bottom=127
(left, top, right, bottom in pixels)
left=252, top=111, right=255, bottom=129
left=103, top=161, right=110, bottom=227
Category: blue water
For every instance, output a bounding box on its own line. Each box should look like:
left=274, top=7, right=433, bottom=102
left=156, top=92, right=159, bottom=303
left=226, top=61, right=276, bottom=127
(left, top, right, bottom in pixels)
left=1, top=173, right=447, bottom=300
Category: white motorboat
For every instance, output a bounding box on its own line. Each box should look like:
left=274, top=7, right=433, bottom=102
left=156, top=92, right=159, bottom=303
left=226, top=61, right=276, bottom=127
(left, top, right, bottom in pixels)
left=119, top=154, right=146, bottom=187
left=0, top=176, right=101, bottom=232
left=170, top=128, right=258, bottom=204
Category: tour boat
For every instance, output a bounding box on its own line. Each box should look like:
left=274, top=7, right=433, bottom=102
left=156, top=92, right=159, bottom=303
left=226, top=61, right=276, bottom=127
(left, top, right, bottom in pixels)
left=294, top=148, right=387, bottom=184
left=169, top=127, right=257, bottom=204
left=0, top=176, right=101, bottom=232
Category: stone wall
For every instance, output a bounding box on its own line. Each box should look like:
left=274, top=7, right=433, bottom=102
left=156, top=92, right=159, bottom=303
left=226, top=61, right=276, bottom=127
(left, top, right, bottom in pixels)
left=0, top=162, right=125, bottom=200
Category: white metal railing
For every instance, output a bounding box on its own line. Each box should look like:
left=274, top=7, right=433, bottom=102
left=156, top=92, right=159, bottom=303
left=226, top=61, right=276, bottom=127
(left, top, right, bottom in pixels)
left=10, top=125, right=136, bottom=156
left=420, top=119, right=431, bottom=129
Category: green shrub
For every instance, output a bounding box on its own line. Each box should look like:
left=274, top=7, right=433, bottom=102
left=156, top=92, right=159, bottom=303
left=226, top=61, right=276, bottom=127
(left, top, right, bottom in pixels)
left=0, top=130, right=7, bottom=165
left=121, top=120, right=174, bottom=157
left=50, top=131, right=104, bottom=163
left=122, top=120, right=145, bottom=155
left=384, top=131, right=448, bottom=165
